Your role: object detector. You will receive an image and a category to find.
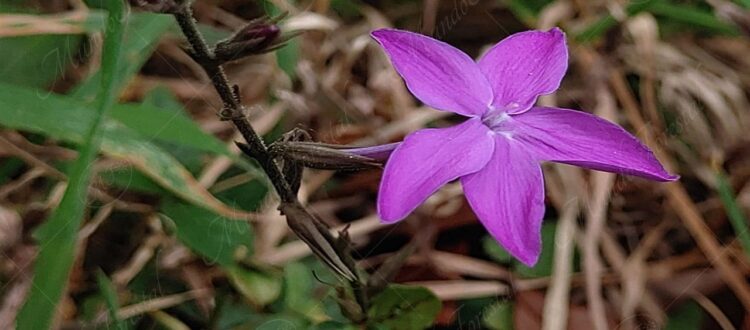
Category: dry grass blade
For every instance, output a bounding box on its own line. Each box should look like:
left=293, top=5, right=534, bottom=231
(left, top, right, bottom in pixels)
left=542, top=200, right=579, bottom=330
left=405, top=281, right=510, bottom=301
left=0, top=10, right=99, bottom=37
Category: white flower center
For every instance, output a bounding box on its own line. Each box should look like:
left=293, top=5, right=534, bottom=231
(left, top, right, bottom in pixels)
left=482, top=109, right=514, bottom=138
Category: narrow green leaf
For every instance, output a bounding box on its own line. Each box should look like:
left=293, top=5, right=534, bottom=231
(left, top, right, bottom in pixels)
left=648, top=2, right=737, bottom=35
left=71, top=12, right=173, bottom=102
left=283, top=262, right=327, bottom=322
left=368, top=284, right=441, bottom=329
left=95, top=270, right=127, bottom=330
left=506, top=0, right=537, bottom=26
left=115, top=87, right=258, bottom=172
left=715, top=170, right=750, bottom=257
left=574, top=0, right=657, bottom=42
left=112, top=101, right=232, bottom=156
left=17, top=1, right=127, bottom=328
left=0, top=84, right=259, bottom=217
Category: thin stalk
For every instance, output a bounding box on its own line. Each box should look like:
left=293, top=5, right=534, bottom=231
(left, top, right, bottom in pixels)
left=170, top=3, right=369, bottom=316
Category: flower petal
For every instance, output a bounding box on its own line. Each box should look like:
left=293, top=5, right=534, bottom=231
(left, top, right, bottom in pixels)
left=371, top=29, right=493, bottom=117
left=478, top=28, right=567, bottom=114
left=512, top=106, right=678, bottom=181
left=378, top=118, right=494, bottom=222
left=461, top=137, right=545, bottom=266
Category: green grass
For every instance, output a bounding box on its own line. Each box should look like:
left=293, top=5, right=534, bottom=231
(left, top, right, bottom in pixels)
left=16, top=1, right=127, bottom=328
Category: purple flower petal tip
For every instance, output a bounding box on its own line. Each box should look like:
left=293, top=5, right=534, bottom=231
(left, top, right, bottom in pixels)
left=370, top=28, right=493, bottom=117
left=655, top=173, right=680, bottom=182
left=517, top=250, right=541, bottom=267
left=478, top=28, right=568, bottom=114
left=461, top=137, right=545, bottom=269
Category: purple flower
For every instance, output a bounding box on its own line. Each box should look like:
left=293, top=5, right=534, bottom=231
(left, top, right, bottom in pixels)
left=371, top=28, right=678, bottom=266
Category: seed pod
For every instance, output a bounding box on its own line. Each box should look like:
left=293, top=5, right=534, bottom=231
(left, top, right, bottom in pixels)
left=279, top=202, right=357, bottom=282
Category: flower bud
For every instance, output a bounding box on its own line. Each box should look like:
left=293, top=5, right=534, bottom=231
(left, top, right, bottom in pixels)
left=269, top=141, right=391, bottom=171
left=214, top=14, right=297, bottom=63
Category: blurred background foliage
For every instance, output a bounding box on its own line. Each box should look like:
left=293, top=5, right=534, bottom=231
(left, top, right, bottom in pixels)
left=0, top=0, right=750, bottom=329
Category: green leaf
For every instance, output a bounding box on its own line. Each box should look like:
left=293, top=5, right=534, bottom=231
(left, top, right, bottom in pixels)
left=276, top=39, right=300, bottom=79
left=505, top=0, right=538, bottom=26
left=114, top=87, right=259, bottom=173
left=648, top=2, right=737, bottom=35
left=665, top=301, right=703, bottom=330
left=0, top=84, right=256, bottom=218
left=71, top=12, right=173, bottom=102
left=227, top=266, right=283, bottom=307
left=483, top=223, right=557, bottom=278
left=263, top=0, right=299, bottom=78
left=283, top=262, right=327, bottom=322
left=95, top=270, right=127, bottom=330
left=16, top=1, right=127, bottom=328
left=0, top=34, right=83, bottom=88
left=213, top=174, right=269, bottom=211
left=368, top=284, right=441, bottom=330
left=483, top=236, right=512, bottom=264
left=99, top=167, right=166, bottom=194
left=0, top=6, right=107, bottom=88
left=483, top=301, right=514, bottom=330
left=574, top=0, right=737, bottom=42
left=574, top=0, right=657, bottom=42
left=161, top=201, right=253, bottom=266
left=715, top=170, right=750, bottom=257
left=111, top=102, right=230, bottom=156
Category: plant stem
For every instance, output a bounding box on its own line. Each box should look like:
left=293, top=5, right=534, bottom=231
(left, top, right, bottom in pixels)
left=171, top=3, right=368, bottom=314
left=173, top=5, right=294, bottom=203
